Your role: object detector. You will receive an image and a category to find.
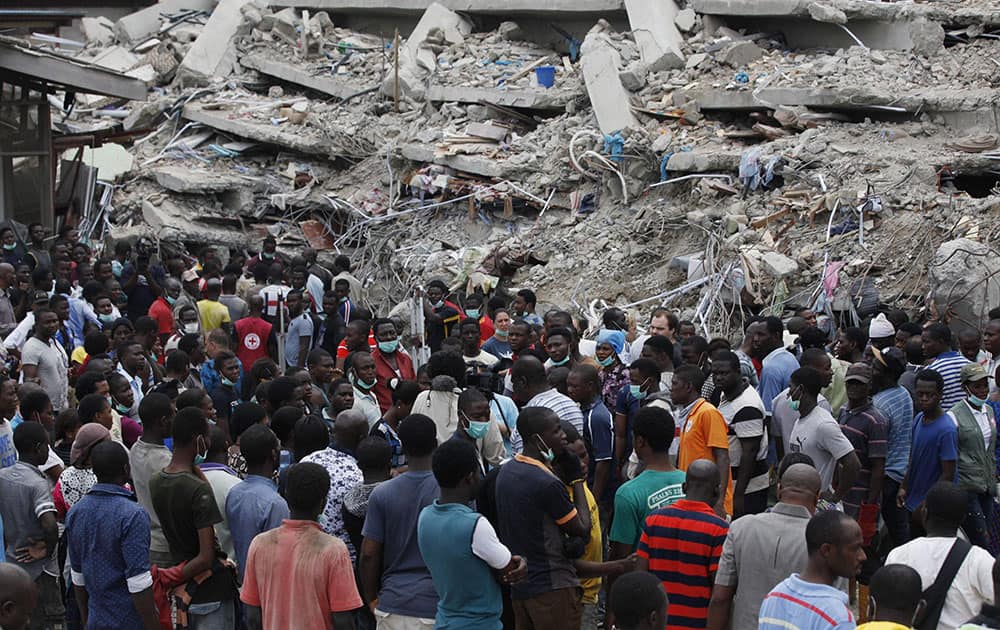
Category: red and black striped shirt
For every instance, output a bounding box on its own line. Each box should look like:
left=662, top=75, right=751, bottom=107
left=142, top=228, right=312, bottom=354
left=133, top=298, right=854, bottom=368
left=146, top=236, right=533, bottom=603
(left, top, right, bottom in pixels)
left=637, top=499, right=729, bottom=630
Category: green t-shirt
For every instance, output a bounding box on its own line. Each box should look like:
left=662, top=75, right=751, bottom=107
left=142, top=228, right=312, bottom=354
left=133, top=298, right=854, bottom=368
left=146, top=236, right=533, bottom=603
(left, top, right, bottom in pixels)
left=609, top=469, right=686, bottom=549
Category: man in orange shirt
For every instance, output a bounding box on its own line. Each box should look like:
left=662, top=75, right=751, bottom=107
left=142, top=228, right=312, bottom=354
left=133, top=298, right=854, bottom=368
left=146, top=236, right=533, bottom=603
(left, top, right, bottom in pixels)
left=671, top=365, right=733, bottom=517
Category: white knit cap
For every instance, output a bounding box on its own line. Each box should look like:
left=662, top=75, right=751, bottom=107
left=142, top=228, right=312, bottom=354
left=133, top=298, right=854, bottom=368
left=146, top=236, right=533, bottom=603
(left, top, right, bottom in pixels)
left=869, top=313, right=895, bottom=339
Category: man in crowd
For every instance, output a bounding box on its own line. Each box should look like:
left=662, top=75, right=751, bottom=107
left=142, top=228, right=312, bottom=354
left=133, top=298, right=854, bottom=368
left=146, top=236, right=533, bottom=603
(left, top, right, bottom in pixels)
left=0, top=564, right=37, bottom=630
left=636, top=459, right=728, bottom=630
left=707, top=463, right=821, bottom=630
left=512, top=289, right=543, bottom=327
left=241, top=462, right=362, bottom=630
left=509, top=356, right=584, bottom=451
left=495, top=407, right=591, bottom=629
left=950, top=363, right=996, bottom=550
left=0, top=423, right=59, bottom=630
left=130, top=394, right=174, bottom=567
left=609, top=571, right=669, bottom=630
left=923, top=323, right=971, bottom=410
left=758, top=510, right=864, bottom=629
left=67, top=441, right=159, bottom=630
left=21, top=309, right=68, bottom=412
left=360, top=414, right=440, bottom=626
left=858, top=564, right=925, bottom=630
left=887, top=481, right=994, bottom=630
left=418, top=439, right=526, bottom=628
left=712, top=350, right=769, bottom=518
left=754, top=316, right=799, bottom=421
left=871, top=346, right=914, bottom=550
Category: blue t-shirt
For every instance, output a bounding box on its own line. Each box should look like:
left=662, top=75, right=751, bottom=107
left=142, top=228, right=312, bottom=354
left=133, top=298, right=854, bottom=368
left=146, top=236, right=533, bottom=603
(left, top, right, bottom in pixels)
left=759, top=573, right=855, bottom=629
left=481, top=337, right=512, bottom=360
left=904, top=411, right=958, bottom=511
left=362, top=470, right=440, bottom=618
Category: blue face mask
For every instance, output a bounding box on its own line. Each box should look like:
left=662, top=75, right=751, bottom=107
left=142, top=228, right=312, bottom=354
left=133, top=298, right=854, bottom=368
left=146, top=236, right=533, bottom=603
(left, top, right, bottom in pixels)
left=113, top=401, right=131, bottom=416
left=969, top=394, right=988, bottom=407
left=377, top=339, right=399, bottom=354
left=2, top=243, right=15, bottom=251
left=534, top=436, right=555, bottom=463
left=466, top=309, right=480, bottom=319
left=597, top=354, right=615, bottom=367
left=165, top=295, right=177, bottom=306
left=339, top=296, right=348, bottom=303
left=193, top=436, right=208, bottom=466
left=550, top=356, right=570, bottom=367
left=629, top=384, right=646, bottom=400
left=463, top=413, right=490, bottom=439
left=787, top=398, right=800, bottom=412
left=221, top=376, right=236, bottom=388
left=351, top=372, right=376, bottom=390
left=432, top=300, right=445, bottom=309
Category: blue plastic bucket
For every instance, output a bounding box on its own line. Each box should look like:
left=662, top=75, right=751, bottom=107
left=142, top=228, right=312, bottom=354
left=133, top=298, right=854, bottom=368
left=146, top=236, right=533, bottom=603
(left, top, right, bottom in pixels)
left=534, top=65, right=556, bottom=88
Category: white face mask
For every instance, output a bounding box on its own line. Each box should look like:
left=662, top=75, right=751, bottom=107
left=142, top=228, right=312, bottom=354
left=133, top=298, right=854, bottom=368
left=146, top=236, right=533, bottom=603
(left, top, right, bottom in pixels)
left=184, top=323, right=199, bottom=334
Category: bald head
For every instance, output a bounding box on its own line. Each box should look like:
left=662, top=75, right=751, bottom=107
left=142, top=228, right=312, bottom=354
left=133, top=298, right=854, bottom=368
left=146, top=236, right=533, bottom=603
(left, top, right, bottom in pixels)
left=248, top=295, right=264, bottom=314
left=333, top=409, right=369, bottom=453
left=778, top=463, right=821, bottom=510
left=0, top=563, right=36, bottom=629
left=684, top=459, right=721, bottom=505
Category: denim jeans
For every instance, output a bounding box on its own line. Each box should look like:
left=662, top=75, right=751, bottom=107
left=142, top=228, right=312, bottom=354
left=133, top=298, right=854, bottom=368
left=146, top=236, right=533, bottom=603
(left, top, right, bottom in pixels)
left=881, top=476, right=910, bottom=549
left=188, top=600, right=236, bottom=630
left=963, top=490, right=993, bottom=549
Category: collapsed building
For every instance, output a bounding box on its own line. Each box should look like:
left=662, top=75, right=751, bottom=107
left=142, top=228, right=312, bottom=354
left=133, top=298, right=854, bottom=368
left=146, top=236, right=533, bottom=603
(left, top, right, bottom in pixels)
left=4, top=0, right=1000, bottom=337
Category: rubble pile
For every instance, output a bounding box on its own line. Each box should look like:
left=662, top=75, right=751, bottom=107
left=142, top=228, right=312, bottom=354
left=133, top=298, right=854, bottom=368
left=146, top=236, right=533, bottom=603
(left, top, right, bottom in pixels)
left=17, top=0, right=1000, bottom=333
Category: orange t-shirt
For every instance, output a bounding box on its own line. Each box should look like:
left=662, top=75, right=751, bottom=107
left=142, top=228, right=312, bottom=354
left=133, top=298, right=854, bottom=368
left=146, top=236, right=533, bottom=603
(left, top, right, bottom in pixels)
left=677, top=399, right=734, bottom=516
left=241, top=520, right=362, bottom=629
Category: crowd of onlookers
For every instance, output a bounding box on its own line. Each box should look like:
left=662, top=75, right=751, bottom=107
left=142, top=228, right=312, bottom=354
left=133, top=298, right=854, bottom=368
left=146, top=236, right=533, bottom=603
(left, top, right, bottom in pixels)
left=0, top=227, right=999, bottom=630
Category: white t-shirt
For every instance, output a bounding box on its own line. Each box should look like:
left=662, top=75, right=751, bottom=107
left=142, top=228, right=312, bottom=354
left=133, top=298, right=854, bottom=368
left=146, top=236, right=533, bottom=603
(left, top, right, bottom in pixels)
left=717, top=386, right=769, bottom=494
left=463, top=351, right=498, bottom=368
left=787, top=405, right=855, bottom=493
left=471, top=516, right=511, bottom=569
left=886, top=537, right=994, bottom=630
left=22, top=337, right=68, bottom=411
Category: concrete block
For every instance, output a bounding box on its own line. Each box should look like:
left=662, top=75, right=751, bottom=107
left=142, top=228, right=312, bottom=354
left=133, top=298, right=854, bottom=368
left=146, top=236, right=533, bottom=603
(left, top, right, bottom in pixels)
left=90, top=46, right=139, bottom=72
left=686, top=52, right=708, bottom=69
left=930, top=238, right=1000, bottom=339
left=241, top=54, right=363, bottom=100
left=80, top=17, right=115, bottom=46
left=761, top=251, right=798, bottom=277
left=624, top=0, right=685, bottom=71
left=177, top=0, right=253, bottom=86
left=579, top=28, right=640, bottom=134
left=807, top=2, right=847, bottom=25
left=181, top=105, right=332, bottom=157
left=675, top=8, right=698, bottom=32
left=465, top=122, right=509, bottom=142
left=908, top=18, right=944, bottom=56
left=499, top=21, right=525, bottom=41
left=718, top=40, right=762, bottom=67
left=382, top=2, right=472, bottom=100
left=618, top=64, right=646, bottom=91
left=114, top=0, right=217, bottom=43
left=152, top=166, right=249, bottom=193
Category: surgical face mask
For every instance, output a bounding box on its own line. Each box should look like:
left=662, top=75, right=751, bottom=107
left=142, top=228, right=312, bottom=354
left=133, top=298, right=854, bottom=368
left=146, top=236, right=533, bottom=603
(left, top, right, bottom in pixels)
left=184, top=322, right=200, bottom=334
left=221, top=376, right=236, bottom=388
left=351, top=372, right=376, bottom=390
left=597, top=355, right=615, bottom=367
left=629, top=383, right=647, bottom=400
left=534, top=435, right=555, bottom=463
left=786, top=397, right=801, bottom=412
left=2, top=243, right=15, bottom=251
left=969, top=393, right=988, bottom=407
left=339, top=296, right=348, bottom=303
left=261, top=252, right=274, bottom=260
left=113, top=401, right=131, bottom=416
left=550, top=356, right=570, bottom=367
left=495, top=329, right=509, bottom=340
left=463, top=412, right=490, bottom=439
left=165, top=295, right=177, bottom=306
left=194, top=436, right=208, bottom=466
left=98, top=313, right=116, bottom=326
left=377, top=339, right=399, bottom=354
left=432, top=300, right=444, bottom=309
left=466, top=308, right=480, bottom=319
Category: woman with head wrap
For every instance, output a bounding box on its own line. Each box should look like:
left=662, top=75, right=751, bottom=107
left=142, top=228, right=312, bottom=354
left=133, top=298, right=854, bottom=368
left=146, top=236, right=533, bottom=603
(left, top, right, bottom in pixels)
left=595, top=328, right=630, bottom=411
left=53, top=423, right=112, bottom=517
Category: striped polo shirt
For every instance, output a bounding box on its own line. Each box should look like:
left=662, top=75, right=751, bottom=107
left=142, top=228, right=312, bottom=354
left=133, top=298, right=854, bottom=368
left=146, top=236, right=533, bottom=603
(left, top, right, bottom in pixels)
left=926, top=351, right=971, bottom=411
left=759, top=573, right=855, bottom=629
left=837, top=402, right=888, bottom=519
left=637, top=499, right=728, bottom=629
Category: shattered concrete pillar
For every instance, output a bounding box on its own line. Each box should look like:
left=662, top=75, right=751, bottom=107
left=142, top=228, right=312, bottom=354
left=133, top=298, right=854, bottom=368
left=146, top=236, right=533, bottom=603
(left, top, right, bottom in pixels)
left=929, top=238, right=1000, bottom=338
left=381, top=2, right=472, bottom=101
left=176, top=0, right=253, bottom=86
left=115, top=0, right=217, bottom=43
left=624, top=0, right=685, bottom=70
left=580, top=24, right=640, bottom=135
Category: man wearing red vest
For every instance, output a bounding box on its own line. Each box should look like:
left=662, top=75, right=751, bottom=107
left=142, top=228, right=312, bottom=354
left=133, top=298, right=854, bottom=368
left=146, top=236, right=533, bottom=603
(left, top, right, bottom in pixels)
left=235, top=296, right=275, bottom=374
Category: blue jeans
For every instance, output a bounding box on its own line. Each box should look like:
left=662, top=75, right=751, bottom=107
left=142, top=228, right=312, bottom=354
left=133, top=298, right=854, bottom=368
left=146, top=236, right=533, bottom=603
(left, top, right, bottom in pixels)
left=963, top=491, right=993, bottom=550
left=881, top=476, right=910, bottom=549
left=188, top=600, right=236, bottom=630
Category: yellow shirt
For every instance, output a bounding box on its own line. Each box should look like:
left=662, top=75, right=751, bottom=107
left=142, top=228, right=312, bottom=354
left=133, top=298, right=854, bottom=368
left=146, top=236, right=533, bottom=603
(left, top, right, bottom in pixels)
left=568, top=483, right=602, bottom=604
left=71, top=346, right=88, bottom=365
left=857, top=623, right=911, bottom=630
left=197, top=299, right=232, bottom=332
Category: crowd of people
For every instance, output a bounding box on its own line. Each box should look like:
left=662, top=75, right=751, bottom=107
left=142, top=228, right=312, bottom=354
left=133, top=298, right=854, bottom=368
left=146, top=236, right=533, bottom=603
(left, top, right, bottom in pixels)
left=0, top=227, right=1000, bottom=630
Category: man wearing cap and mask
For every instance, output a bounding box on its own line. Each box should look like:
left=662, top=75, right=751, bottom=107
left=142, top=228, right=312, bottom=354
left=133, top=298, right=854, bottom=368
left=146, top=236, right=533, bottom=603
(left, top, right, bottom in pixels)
left=949, top=362, right=996, bottom=550
left=869, top=313, right=896, bottom=351
left=871, top=346, right=914, bottom=550
left=3, top=291, right=50, bottom=354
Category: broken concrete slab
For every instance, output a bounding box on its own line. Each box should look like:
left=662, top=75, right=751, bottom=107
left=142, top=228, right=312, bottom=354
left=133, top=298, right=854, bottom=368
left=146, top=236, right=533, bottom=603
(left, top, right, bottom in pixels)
left=90, top=46, right=140, bottom=73
left=400, top=144, right=528, bottom=179
left=579, top=26, right=640, bottom=135
left=383, top=2, right=472, bottom=100
left=426, top=85, right=578, bottom=110
left=241, top=54, right=366, bottom=100
left=624, top=0, right=684, bottom=71
left=718, top=40, right=762, bottom=68
left=807, top=2, right=846, bottom=25
left=177, top=0, right=252, bottom=86
left=761, top=251, right=799, bottom=277
left=674, top=8, right=697, bottom=32
left=181, top=105, right=332, bottom=157
left=115, top=0, right=217, bottom=43
left=152, top=166, right=259, bottom=194
left=80, top=17, right=115, bottom=46
left=142, top=199, right=249, bottom=248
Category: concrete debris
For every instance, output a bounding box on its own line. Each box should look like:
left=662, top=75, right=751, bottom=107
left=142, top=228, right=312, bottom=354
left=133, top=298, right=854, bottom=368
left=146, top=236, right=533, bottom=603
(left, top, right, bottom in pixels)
left=176, top=0, right=254, bottom=86
left=14, top=0, right=1000, bottom=320
left=580, top=22, right=640, bottom=134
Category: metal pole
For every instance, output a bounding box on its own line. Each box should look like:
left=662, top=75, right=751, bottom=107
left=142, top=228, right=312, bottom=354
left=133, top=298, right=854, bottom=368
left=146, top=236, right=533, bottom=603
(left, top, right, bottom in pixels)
left=276, top=292, right=286, bottom=372
left=393, top=29, right=400, bottom=113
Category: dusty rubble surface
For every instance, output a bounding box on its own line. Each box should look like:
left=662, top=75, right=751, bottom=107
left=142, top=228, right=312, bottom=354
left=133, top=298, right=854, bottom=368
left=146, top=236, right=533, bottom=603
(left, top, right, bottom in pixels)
left=21, top=0, right=1000, bottom=336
